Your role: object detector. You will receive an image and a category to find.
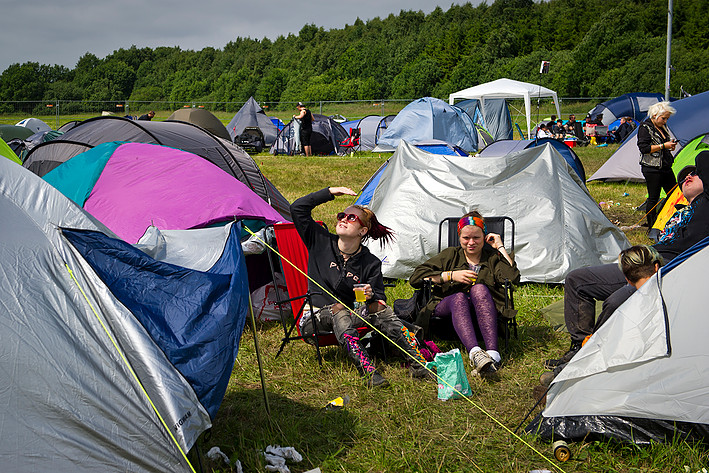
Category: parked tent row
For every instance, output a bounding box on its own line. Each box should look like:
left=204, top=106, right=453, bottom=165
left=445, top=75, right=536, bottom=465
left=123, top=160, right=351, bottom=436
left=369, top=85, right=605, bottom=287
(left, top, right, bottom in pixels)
left=362, top=141, right=628, bottom=283
left=588, top=90, right=709, bottom=182
left=23, top=115, right=292, bottom=220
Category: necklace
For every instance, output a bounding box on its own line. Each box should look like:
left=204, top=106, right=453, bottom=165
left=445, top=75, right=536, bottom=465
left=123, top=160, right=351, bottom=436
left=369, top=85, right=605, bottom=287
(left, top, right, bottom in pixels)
left=340, top=244, right=361, bottom=256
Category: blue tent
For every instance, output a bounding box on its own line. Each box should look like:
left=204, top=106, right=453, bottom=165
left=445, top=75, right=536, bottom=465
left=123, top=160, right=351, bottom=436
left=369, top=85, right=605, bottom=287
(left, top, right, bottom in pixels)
left=587, top=93, right=665, bottom=126
left=478, top=138, right=586, bottom=182
left=374, top=97, right=478, bottom=152
left=454, top=98, right=513, bottom=142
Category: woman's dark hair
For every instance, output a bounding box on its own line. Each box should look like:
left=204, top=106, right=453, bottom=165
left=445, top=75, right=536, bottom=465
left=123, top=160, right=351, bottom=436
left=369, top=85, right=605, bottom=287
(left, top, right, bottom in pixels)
left=352, top=205, right=395, bottom=249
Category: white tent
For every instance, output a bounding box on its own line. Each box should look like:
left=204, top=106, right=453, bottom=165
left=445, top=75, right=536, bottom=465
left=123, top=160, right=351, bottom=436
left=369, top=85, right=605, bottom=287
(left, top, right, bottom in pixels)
left=364, top=141, right=629, bottom=283
left=449, top=78, right=561, bottom=139
left=529, top=238, right=709, bottom=444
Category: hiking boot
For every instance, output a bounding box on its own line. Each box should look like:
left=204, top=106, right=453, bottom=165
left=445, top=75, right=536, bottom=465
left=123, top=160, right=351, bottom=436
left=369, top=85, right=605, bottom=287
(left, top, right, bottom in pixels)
left=365, top=370, right=389, bottom=388
left=470, top=349, right=494, bottom=374
left=539, top=363, right=567, bottom=387
left=544, top=342, right=581, bottom=369
left=409, top=363, right=436, bottom=380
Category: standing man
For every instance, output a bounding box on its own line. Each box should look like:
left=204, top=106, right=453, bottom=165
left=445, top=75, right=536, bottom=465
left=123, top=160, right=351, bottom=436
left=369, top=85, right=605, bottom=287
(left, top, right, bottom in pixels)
left=294, top=102, right=313, bottom=156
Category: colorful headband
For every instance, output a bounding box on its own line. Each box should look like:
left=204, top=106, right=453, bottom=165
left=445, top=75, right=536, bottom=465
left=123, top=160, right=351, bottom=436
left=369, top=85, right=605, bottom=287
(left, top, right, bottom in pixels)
left=457, top=216, right=486, bottom=234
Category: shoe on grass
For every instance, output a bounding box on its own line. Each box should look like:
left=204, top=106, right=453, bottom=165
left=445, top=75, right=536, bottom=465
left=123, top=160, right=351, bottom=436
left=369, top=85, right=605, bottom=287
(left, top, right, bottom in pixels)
left=365, top=370, right=389, bottom=388
left=409, top=363, right=436, bottom=380
left=470, top=349, right=494, bottom=374
left=544, top=342, right=581, bottom=369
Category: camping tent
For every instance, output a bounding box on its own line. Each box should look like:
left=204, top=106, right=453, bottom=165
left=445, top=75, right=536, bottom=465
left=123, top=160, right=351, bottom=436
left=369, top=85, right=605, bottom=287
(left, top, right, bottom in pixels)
left=0, top=157, right=249, bottom=471
left=227, top=97, right=279, bottom=146
left=363, top=141, right=628, bottom=283
left=42, top=141, right=283, bottom=244
left=527, top=236, right=709, bottom=444
left=374, top=97, right=478, bottom=152
left=0, top=124, right=34, bottom=142
left=586, top=92, right=665, bottom=126
left=270, top=114, right=348, bottom=156
left=449, top=78, right=561, bottom=140
left=340, top=115, right=396, bottom=151
left=1, top=137, right=21, bottom=164
left=167, top=107, right=231, bottom=140
left=22, top=116, right=291, bottom=220
left=477, top=138, right=586, bottom=182
left=454, top=98, right=514, bottom=142
left=15, top=117, right=52, bottom=134
left=588, top=90, right=709, bottom=182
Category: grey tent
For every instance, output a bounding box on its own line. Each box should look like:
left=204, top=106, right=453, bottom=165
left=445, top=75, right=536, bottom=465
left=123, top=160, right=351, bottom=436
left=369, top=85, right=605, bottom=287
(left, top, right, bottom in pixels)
left=167, top=107, right=231, bottom=140
left=0, top=158, right=222, bottom=471
left=270, top=114, right=348, bottom=156
left=227, top=97, right=279, bottom=146
left=454, top=98, right=513, bottom=142
left=364, top=141, right=628, bottom=283
left=528, top=238, right=709, bottom=444
left=22, top=116, right=291, bottom=220
left=340, top=115, right=397, bottom=151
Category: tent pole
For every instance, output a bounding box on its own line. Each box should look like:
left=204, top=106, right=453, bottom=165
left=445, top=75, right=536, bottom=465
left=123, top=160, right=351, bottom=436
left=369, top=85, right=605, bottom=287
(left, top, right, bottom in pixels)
left=248, top=294, right=271, bottom=416
left=665, top=0, right=673, bottom=100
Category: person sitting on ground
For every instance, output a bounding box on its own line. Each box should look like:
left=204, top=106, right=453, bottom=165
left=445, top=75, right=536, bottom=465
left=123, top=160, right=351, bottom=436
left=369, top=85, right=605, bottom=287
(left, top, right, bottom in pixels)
left=545, top=154, right=709, bottom=370
left=409, top=212, right=520, bottom=376
left=565, top=114, right=588, bottom=145
left=290, top=186, right=433, bottom=388
left=538, top=245, right=663, bottom=387
left=536, top=123, right=552, bottom=139
left=552, top=119, right=566, bottom=140
left=138, top=110, right=155, bottom=121
left=614, top=116, right=636, bottom=143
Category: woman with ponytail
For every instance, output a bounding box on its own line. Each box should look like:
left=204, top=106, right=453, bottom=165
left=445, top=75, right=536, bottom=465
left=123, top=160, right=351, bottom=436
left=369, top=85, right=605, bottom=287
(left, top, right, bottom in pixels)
left=410, top=211, right=520, bottom=376
left=290, top=186, right=431, bottom=388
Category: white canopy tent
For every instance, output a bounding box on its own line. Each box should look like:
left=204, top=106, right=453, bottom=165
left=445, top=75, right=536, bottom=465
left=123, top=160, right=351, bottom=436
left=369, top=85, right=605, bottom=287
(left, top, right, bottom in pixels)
left=449, top=78, right=561, bottom=139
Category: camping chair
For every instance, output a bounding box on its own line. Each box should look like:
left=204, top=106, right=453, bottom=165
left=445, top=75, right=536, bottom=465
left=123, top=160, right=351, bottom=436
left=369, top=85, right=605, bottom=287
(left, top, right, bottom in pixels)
left=435, top=215, right=518, bottom=350
left=340, top=127, right=361, bottom=152
left=265, top=222, right=373, bottom=365
left=237, top=127, right=265, bottom=153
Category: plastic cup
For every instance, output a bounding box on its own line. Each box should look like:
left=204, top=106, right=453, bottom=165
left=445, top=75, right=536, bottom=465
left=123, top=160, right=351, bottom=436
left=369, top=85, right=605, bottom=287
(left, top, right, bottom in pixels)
left=469, top=264, right=481, bottom=284
left=353, top=284, right=367, bottom=303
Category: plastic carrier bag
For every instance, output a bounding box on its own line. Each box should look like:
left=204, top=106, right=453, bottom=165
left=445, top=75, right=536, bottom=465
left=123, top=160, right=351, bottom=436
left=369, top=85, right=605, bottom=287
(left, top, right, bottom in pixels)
left=425, top=348, right=471, bottom=401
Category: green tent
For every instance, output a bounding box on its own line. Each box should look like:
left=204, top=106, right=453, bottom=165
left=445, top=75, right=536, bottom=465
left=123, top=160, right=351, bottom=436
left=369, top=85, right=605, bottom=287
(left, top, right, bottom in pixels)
left=0, top=138, right=21, bottom=165
left=0, top=124, right=33, bottom=142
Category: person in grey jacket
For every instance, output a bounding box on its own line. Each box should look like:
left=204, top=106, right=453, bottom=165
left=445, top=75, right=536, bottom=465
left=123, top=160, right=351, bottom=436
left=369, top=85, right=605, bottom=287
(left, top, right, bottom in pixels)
left=637, top=101, right=678, bottom=227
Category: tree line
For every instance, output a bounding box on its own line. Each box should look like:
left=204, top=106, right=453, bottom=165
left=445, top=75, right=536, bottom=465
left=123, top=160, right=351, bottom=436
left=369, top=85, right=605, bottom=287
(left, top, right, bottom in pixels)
left=1, top=0, right=708, bottom=111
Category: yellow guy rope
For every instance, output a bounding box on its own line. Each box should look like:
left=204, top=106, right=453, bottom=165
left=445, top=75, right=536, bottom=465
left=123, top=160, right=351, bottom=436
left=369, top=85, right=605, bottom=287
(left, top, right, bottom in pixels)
left=245, top=226, right=566, bottom=473
left=65, top=264, right=196, bottom=473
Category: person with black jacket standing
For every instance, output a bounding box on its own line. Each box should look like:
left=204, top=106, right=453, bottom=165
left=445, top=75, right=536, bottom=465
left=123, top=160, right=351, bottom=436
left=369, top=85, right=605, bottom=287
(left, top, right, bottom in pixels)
left=637, top=102, right=678, bottom=227
left=294, top=102, right=313, bottom=156
left=291, top=187, right=432, bottom=387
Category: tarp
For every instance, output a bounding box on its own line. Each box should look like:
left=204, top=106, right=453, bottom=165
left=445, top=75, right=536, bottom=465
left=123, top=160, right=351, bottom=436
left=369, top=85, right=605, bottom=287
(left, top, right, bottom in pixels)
left=42, top=141, right=283, bottom=243
left=528, top=237, right=709, bottom=444
left=374, top=97, right=478, bottom=152
left=449, top=78, right=561, bottom=139
left=22, top=116, right=291, bottom=220
left=364, top=141, right=628, bottom=283
left=227, top=97, right=279, bottom=146
left=0, top=157, right=250, bottom=470
left=588, top=91, right=709, bottom=182
left=167, top=107, right=231, bottom=140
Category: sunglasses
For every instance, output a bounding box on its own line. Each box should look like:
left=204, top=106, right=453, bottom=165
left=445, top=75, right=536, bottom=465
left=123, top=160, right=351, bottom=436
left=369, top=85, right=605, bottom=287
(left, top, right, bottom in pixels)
left=680, top=172, right=696, bottom=187
left=336, top=212, right=363, bottom=225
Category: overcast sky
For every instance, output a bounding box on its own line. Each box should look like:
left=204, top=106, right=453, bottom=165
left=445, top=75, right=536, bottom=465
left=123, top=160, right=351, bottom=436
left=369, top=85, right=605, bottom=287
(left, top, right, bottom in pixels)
left=2, top=0, right=486, bottom=72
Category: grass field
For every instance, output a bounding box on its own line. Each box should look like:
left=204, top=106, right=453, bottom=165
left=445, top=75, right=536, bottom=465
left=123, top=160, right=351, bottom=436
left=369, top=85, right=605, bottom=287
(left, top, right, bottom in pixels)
left=194, top=144, right=708, bottom=473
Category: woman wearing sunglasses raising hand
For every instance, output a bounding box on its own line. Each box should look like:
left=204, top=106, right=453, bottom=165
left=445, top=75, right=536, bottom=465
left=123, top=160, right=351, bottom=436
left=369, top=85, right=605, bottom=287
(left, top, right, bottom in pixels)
left=290, top=186, right=432, bottom=388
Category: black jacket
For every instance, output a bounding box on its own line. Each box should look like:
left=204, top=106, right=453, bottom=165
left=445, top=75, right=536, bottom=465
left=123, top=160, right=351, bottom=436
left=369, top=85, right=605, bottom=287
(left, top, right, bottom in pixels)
left=290, top=188, right=386, bottom=308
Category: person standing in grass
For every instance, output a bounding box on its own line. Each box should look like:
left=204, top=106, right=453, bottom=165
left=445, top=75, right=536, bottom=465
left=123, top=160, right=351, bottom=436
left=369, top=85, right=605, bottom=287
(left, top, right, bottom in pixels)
left=409, top=211, right=520, bottom=376
left=291, top=186, right=433, bottom=388
left=293, top=102, right=313, bottom=156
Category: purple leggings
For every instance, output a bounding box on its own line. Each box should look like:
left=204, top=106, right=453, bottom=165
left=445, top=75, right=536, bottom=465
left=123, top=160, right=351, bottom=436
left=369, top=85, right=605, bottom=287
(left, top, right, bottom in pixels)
left=434, top=284, right=498, bottom=353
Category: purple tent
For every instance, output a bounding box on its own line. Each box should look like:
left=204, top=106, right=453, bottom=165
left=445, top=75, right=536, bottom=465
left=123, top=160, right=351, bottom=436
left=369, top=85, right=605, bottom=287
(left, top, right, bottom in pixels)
left=44, top=142, right=284, bottom=243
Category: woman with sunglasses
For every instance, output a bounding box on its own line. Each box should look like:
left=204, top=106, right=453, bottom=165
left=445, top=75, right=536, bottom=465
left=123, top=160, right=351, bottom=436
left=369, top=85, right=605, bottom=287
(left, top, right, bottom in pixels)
left=409, top=211, right=520, bottom=376
left=290, top=187, right=432, bottom=388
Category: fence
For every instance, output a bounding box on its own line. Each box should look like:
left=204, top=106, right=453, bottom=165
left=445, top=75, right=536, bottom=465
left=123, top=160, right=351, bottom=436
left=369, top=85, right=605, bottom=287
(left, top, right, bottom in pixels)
left=0, top=97, right=609, bottom=130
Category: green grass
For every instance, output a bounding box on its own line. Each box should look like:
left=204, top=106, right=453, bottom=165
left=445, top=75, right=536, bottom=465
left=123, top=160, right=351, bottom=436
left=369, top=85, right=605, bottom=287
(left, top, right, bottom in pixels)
left=197, top=144, right=709, bottom=473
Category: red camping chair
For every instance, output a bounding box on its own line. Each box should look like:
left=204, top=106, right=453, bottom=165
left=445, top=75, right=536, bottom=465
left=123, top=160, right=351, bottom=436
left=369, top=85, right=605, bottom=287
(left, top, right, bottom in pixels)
left=340, top=127, right=361, bottom=152
left=266, top=222, right=372, bottom=365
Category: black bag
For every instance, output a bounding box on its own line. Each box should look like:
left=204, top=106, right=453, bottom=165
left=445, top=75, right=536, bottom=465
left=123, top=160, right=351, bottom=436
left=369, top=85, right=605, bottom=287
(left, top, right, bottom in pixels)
left=393, top=288, right=428, bottom=322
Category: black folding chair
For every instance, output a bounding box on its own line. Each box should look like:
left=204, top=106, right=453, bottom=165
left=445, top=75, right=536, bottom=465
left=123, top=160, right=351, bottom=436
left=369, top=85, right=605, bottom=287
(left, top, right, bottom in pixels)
left=435, top=216, right=518, bottom=350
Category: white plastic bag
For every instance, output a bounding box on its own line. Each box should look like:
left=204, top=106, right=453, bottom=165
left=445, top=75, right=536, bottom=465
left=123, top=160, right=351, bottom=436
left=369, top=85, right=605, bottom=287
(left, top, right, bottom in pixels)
left=251, top=273, right=291, bottom=321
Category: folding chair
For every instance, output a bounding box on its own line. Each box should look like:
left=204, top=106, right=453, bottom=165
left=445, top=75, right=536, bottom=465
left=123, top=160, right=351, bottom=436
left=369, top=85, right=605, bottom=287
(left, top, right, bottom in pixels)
left=340, top=127, right=361, bottom=153
left=265, top=222, right=372, bottom=365
left=435, top=215, right=518, bottom=350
